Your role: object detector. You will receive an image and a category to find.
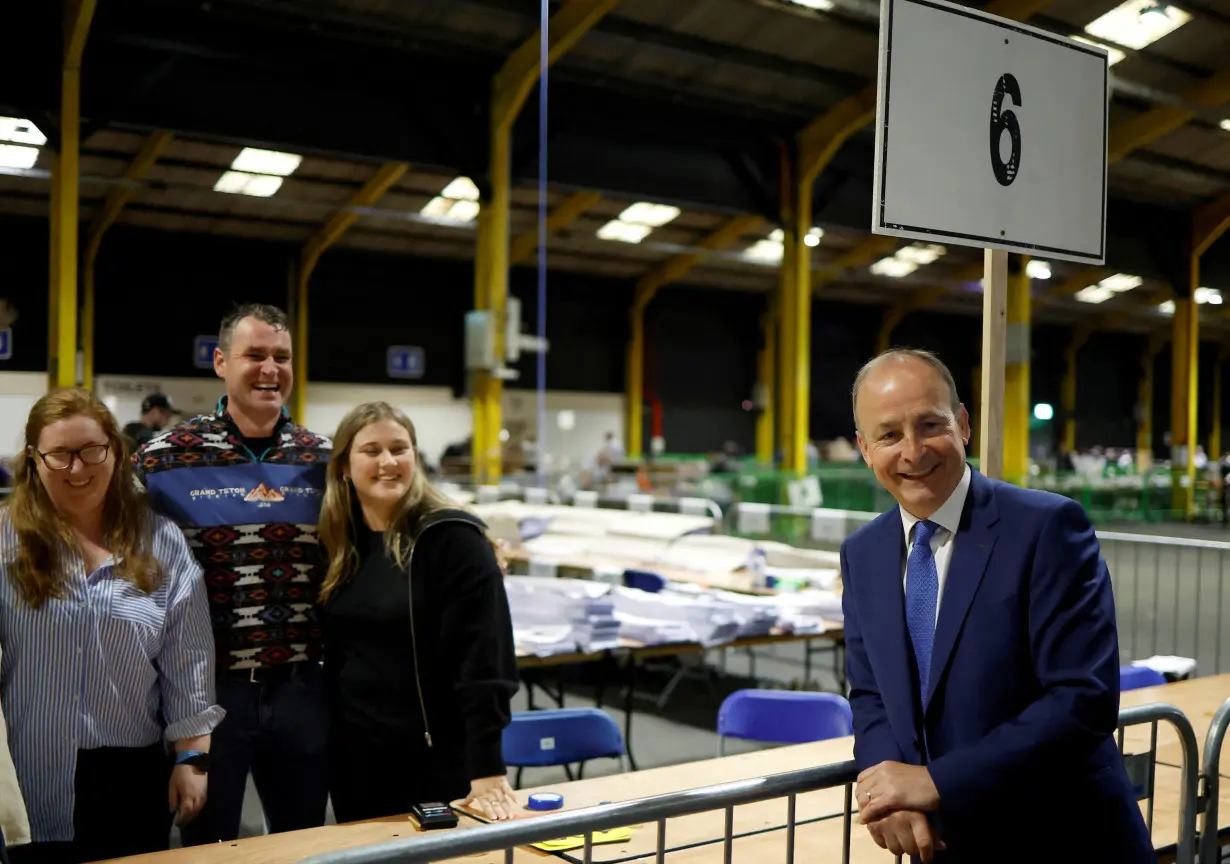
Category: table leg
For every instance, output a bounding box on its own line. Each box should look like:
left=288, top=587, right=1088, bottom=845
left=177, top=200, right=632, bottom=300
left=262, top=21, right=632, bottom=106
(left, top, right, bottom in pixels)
left=622, top=654, right=640, bottom=771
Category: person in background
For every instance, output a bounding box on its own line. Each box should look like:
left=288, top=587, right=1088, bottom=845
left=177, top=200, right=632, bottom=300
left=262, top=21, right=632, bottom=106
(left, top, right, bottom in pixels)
left=122, top=393, right=179, bottom=453
left=135, top=303, right=332, bottom=842
left=1, top=388, right=221, bottom=864
left=317, top=402, right=519, bottom=823
left=840, top=349, right=1152, bottom=863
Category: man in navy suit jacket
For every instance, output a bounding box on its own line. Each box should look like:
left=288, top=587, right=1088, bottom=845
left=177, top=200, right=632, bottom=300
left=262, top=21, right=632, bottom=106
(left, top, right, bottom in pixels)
left=841, top=349, right=1153, bottom=863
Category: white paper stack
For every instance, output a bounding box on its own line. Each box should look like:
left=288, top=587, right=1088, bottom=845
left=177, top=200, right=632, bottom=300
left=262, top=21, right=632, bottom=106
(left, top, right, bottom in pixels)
left=610, top=585, right=741, bottom=647
left=504, top=576, right=622, bottom=654
left=514, top=625, right=577, bottom=657
left=772, top=590, right=845, bottom=633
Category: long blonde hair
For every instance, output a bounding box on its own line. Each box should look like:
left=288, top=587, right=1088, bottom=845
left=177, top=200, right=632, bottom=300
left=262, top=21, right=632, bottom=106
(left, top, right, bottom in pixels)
left=319, top=402, right=481, bottom=603
left=5, top=388, right=162, bottom=609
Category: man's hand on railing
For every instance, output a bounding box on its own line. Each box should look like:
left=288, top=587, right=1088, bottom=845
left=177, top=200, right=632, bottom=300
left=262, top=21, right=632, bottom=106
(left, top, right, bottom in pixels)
left=866, top=811, right=945, bottom=862
left=856, top=761, right=941, bottom=822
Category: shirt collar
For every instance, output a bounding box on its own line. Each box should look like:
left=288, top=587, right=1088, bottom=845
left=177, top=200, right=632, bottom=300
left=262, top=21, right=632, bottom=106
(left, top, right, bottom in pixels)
left=900, top=463, right=972, bottom=543
left=215, top=395, right=291, bottom=437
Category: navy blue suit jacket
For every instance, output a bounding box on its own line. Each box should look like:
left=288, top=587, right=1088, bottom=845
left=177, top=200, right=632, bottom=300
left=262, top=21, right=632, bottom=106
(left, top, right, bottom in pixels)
left=841, top=469, right=1154, bottom=862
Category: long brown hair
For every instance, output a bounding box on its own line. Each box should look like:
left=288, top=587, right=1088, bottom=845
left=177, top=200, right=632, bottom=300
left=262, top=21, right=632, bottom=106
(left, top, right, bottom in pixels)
left=5, top=388, right=163, bottom=608
left=318, top=401, right=485, bottom=603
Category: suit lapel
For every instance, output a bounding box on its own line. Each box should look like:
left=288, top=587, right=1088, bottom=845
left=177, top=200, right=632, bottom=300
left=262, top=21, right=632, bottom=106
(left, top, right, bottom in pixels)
left=925, top=470, right=1000, bottom=711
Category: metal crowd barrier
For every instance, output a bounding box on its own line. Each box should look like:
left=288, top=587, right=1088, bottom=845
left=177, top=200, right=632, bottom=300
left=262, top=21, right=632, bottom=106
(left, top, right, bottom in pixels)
left=1097, top=531, right=1230, bottom=676
left=296, top=702, right=1200, bottom=864
left=1199, top=697, right=1230, bottom=862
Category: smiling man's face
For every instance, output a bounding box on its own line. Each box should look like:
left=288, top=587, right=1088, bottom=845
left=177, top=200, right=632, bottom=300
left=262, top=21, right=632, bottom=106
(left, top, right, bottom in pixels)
left=214, top=315, right=293, bottom=427
left=855, top=355, right=970, bottom=519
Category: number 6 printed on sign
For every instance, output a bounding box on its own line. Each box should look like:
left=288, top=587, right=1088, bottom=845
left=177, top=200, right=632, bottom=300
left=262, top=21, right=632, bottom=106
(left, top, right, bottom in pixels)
left=990, top=73, right=1022, bottom=187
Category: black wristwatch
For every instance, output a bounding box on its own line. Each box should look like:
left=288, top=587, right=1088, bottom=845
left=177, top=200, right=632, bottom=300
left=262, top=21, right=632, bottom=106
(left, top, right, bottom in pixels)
left=175, top=750, right=211, bottom=773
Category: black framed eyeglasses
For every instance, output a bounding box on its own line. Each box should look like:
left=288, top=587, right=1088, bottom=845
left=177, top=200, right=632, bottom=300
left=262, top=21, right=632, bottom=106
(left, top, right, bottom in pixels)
left=35, top=443, right=110, bottom=471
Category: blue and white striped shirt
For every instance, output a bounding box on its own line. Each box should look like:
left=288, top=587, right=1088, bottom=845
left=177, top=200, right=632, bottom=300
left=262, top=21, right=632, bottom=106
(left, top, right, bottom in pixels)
left=0, top=510, right=225, bottom=842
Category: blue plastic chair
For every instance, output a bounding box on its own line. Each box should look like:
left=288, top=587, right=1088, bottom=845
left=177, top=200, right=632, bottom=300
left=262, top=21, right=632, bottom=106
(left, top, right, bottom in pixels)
left=1120, top=665, right=1167, bottom=691
left=503, top=708, right=626, bottom=788
left=623, top=569, right=668, bottom=593
left=717, top=690, right=854, bottom=755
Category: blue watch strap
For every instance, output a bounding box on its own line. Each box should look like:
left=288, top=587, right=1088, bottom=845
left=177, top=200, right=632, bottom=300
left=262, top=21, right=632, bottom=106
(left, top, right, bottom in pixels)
left=175, top=750, right=205, bottom=765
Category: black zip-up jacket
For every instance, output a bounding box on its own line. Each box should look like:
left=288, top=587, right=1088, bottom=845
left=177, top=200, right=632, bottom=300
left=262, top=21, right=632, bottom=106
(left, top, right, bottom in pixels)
left=323, top=508, right=519, bottom=802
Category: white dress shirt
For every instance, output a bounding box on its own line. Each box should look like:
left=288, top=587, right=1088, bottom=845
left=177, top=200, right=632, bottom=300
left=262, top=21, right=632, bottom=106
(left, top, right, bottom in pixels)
left=900, top=464, right=973, bottom=622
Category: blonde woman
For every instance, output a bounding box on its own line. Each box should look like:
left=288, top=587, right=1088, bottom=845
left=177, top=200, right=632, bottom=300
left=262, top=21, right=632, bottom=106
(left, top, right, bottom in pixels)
left=319, top=402, right=519, bottom=823
left=0, top=389, right=222, bottom=864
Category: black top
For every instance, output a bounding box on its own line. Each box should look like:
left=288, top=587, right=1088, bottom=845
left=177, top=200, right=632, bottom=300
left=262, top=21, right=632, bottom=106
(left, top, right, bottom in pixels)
left=322, top=509, right=519, bottom=800
left=325, top=528, right=418, bottom=736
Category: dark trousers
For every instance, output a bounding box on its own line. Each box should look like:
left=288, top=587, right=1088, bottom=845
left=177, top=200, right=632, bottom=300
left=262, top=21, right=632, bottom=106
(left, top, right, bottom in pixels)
left=180, top=662, right=329, bottom=845
left=9, top=744, right=172, bottom=864
left=1, top=826, right=10, bottom=864
left=328, top=726, right=416, bottom=824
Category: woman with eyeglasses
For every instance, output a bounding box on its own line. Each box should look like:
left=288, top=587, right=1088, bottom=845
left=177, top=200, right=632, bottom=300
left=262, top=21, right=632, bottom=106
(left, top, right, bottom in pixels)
left=0, top=389, right=223, bottom=864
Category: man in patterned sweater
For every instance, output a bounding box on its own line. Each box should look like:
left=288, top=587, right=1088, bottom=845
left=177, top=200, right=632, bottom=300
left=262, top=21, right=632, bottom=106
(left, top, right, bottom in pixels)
left=135, top=303, right=332, bottom=842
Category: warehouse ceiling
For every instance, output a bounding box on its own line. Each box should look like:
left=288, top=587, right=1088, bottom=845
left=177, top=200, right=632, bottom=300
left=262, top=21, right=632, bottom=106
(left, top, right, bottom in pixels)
left=1, top=0, right=1229, bottom=336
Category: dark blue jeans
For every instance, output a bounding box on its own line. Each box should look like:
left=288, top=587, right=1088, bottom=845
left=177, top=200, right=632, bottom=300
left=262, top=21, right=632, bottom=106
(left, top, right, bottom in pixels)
left=180, top=662, right=329, bottom=845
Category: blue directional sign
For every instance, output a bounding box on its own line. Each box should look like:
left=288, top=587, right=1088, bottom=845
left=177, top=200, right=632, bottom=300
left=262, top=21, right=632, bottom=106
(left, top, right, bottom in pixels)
left=0, top=328, right=11, bottom=361
left=194, top=335, right=219, bottom=370
left=387, top=346, right=425, bottom=380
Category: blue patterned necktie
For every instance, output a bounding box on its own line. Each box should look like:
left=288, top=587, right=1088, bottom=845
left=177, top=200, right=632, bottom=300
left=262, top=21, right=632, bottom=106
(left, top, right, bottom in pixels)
left=906, top=519, right=941, bottom=699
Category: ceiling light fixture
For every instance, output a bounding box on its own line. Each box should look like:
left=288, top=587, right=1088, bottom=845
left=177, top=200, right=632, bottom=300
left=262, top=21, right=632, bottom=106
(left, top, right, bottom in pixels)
left=596, top=201, right=681, bottom=245
left=870, top=242, right=948, bottom=278
left=0, top=116, right=46, bottom=170
left=214, top=146, right=303, bottom=197
left=784, top=0, right=835, bottom=10
left=1083, top=0, right=1190, bottom=50
left=1074, top=272, right=1142, bottom=303
left=420, top=176, right=482, bottom=224
left=1026, top=260, right=1052, bottom=280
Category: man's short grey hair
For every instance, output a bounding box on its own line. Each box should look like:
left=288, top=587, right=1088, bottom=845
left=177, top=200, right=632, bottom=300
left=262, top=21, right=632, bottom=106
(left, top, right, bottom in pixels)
left=219, top=303, right=290, bottom=352
left=851, top=348, right=962, bottom=430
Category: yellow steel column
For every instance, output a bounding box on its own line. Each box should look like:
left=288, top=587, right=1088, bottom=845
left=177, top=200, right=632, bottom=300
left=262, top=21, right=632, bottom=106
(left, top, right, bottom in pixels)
left=1003, top=257, right=1031, bottom=486
left=476, top=0, right=619, bottom=482
left=776, top=220, right=797, bottom=466
left=756, top=301, right=776, bottom=465
left=1135, top=330, right=1169, bottom=471
left=1212, top=349, right=1224, bottom=462
left=787, top=177, right=812, bottom=474
left=49, top=150, right=62, bottom=372
left=1170, top=293, right=1199, bottom=518
left=82, top=131, right=173, bottom=391
left=49, top=0, right=96, bottom=389
left=1061, top=325, right=1091, bottom=453
left=626, top=288, right=653, bottom=460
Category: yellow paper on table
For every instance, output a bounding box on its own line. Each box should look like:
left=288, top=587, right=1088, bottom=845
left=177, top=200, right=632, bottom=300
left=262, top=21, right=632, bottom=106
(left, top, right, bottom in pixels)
left=531, top=827, right=634, bottom=851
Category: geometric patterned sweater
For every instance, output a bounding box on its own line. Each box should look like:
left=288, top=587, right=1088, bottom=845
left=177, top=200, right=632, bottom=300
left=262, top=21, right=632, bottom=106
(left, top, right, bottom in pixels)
left=134, top=398, right=332, bottom=671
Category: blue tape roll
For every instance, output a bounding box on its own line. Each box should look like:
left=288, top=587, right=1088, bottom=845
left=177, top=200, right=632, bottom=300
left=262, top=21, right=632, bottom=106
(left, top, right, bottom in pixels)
left=527, top=792, right=564, bottom=811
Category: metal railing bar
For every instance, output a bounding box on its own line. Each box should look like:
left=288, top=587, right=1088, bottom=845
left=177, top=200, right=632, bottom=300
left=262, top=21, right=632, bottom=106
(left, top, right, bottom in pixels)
left=296, top=762, right=859, bottom=864
left=1098, top=531, right=1230, bottom=552
left=1198, top=697, right=1230, bottom=864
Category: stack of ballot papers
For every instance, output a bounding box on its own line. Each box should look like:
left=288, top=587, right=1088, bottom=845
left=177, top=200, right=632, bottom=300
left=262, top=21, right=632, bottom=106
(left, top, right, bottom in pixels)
left=609, top=585, right=742, bottom=647
left=505, top=576, right=623, bottom=655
